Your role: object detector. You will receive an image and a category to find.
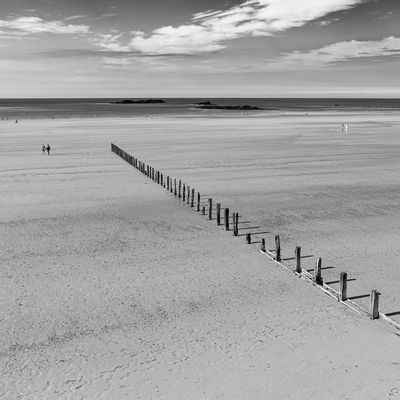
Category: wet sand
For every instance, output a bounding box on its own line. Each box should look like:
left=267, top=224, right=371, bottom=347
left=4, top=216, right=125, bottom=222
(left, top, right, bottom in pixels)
left=2, top=114, right=400, bottom=399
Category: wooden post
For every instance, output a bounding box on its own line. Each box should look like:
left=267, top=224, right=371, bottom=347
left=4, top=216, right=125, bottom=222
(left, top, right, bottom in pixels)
left=313, top=258, right=323, bottom=285
left=191, top=189, right=195, bottom=207
left=246, top=233, right=251, bottom=244
left=261, top=238, right=266, bottom=252
left=225, top=208, right=229, bottom=231
left=183, top=184, right=186, bottom=201
left=370, top=290, right=380, bottom=320
left=174, top=179, right=177, bottom=196
left=161, top=174, right=164, bottom=186
left=197, top=193, right=200, bottom=212
left=295, top=246, right=301, bottom=273
left=167, top=176, right=169, bottom=191
left=216, top=203, right=221, bottom=225
left=208, top=199, right=212, bottom=220
left=233, top=213, right=239, bottom=236
left=187, top=186, right=190, bottom=204
left=275, top=235, right=281, bottom=262
left=178, top=180, right=182, bottom=198
left=339, top=272, right=348, bottom=301
left=202, top=206, right=206, bottom=215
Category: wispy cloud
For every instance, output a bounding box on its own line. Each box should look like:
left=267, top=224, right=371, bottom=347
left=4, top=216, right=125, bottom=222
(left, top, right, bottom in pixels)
left=0, top=16, right=90, bottom=36
left=266, top=36, right=400, bottom=69
left=95, top=0, right=364, bottom=55
left=64, top=15, right=87, bottom=21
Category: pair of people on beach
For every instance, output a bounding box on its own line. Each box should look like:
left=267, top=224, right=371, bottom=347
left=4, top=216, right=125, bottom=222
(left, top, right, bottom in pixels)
left=41, top=144, right=51, bottom=155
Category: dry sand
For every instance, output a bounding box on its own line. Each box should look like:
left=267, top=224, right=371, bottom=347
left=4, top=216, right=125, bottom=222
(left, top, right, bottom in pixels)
left=1, top=114, right=400, bottom=399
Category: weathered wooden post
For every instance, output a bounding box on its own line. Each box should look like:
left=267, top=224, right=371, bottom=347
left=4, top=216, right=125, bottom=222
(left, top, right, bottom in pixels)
left=370, top=290, right=380, bottom=320
left=197, top=193, right=201, bottom=212
left=202, top=206, right=206, bottom=215
left=233, top=213, right=239, bottom=236
left=339, top=272, right=348, bottom=301
left=208, top=199, right=212, bottom=220
left=313, top=258, right=323, bottom=285
left=167, top=176, right=169, bottom=191
left=246, top=233, right=251, bottom=244
left=178, top=180, right=182, bottom=198
left=295, top=246, right=301, bottom=273
left=261, top=238, right=266, bottom=252
left=174, top=179, right=177, bottom=196
left=216, top=203, right=221, bottom=225
left=183, top=183, right=186, bottom=201
left=191, top=189, right=195, bottom=207
left=275, top=235, right=281, bottom=262
left=187, top=186, right=190, bottom=205
left=225, top=208, right=230, bottom=231
left=158, top=171, right=161, bottom=184
left=232, top=213, right=236, bottom=236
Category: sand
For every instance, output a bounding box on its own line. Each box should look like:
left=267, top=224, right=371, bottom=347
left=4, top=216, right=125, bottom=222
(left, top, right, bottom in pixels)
left=1, top=114, right=400, bottom=399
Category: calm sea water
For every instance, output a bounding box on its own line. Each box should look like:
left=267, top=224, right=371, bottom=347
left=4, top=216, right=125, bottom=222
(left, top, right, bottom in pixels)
left=1, top=98, right=400, bottom=119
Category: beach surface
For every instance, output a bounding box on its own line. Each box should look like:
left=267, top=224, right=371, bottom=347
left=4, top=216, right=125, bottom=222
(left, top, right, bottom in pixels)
left=2, top=114, right=400, bottom=399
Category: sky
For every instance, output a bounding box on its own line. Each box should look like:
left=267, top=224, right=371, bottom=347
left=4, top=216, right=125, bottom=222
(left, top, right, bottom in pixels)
left=0, top=0, right=400, bottom=97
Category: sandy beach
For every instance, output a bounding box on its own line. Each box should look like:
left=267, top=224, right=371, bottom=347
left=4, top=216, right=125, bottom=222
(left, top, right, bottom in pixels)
left=2, top=113, right=400, bottom=399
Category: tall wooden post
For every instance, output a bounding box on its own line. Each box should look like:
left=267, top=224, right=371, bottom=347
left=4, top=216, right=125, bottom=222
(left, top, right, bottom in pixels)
left=235, top=213, right=239, bottom=236
left=313, top=258, right=323, bottom=285
left=295, top=246, right=301, bottom=273
left=183, top=183, right=186, bottom=201
left=178, top=180, right=182, bottom=198
left=275, top=235, right=281, bottom=262
left=233, top=213, right=239, bottom=236
left=261, top=238, right=266, bottom=252
left=339, top=272, right=348, bottom=301
left=370, top=290, right=380, bottom=320
left=197, top=193, right=200, bottom=212
left=225, top=208, right=230, bottom=231
left=208, top=199, right=212, bottom=220
left=167, top=176, right=169, bottom=191
left=191, top=189, right=195, bottom=207
left=216, top=203, right=221, bottom=225
left=187, top=186, right=190, bottom=204
left=174, top=179, right=177, bottom=196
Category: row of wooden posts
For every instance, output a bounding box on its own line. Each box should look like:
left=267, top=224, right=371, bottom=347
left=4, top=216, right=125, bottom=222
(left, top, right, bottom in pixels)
left=111, top=143, right=380, bottom=321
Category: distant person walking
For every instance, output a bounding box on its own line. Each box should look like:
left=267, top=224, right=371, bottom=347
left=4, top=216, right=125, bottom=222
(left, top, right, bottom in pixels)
left=46, top=144, right=51, bottom=155
left=41, top=144, right=46, bottom=155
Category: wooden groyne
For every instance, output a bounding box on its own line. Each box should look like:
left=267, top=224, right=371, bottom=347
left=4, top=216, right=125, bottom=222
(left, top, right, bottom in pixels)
left=111, top=143, right=399, bottom=332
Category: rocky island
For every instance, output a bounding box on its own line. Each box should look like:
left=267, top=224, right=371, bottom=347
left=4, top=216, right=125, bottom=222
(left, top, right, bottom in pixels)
left=196, top=101, right=264, bottom=110
left=113, top=99, right=165, bottom=104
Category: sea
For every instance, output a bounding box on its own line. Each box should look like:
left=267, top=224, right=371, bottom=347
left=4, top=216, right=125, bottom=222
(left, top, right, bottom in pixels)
left=1, top=98, right=400, bottom=120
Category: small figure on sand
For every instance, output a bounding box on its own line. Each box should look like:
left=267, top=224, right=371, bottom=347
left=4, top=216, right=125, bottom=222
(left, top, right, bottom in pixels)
left=41, top=144, right=46, bottom=155
left=46, top=144, right=51, bottom=155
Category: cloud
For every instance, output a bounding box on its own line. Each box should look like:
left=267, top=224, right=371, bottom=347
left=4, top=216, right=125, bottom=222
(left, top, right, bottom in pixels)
left=64, top=15, right=88, bottom=21
left=0, top=16, right=90, bottom=36
left=96, top=0, right=364, bottom=55
left=266, top=36, right=400, bottom=69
